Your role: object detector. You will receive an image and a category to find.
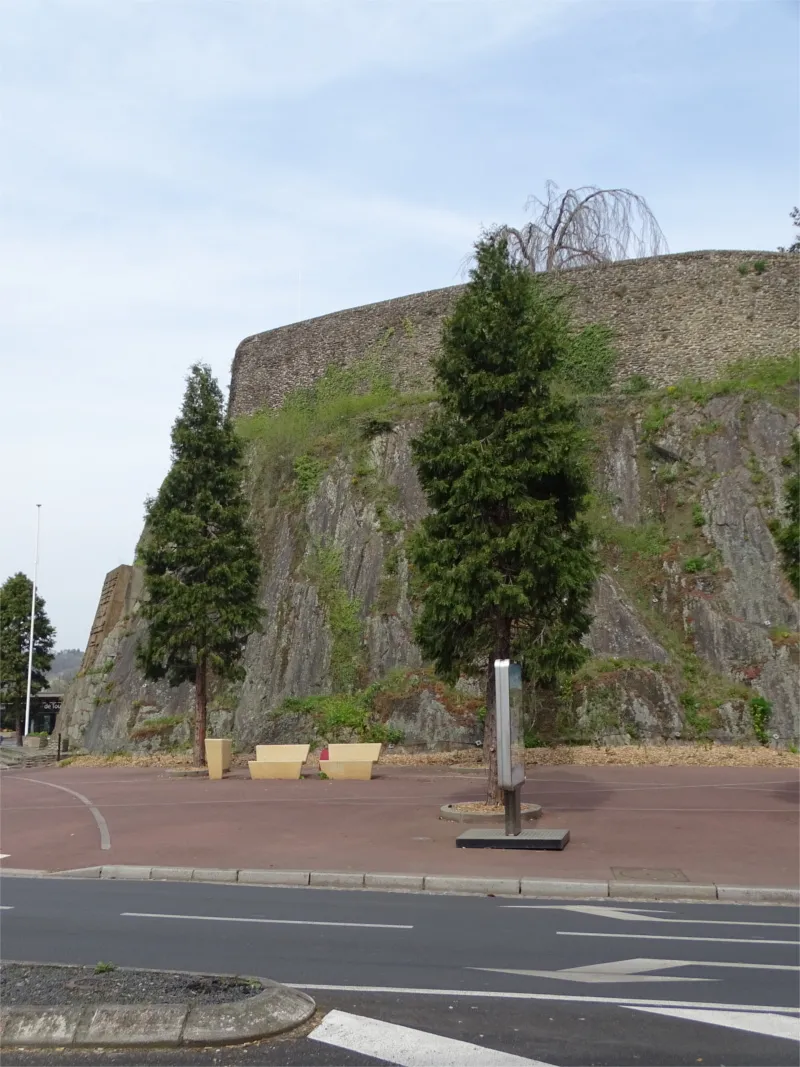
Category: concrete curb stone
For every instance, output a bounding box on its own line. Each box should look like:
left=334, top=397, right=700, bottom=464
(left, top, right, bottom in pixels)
left=716, top=885, right=800, bottom=904
left=1, top=865, right=797, bottom=904
left=424, top=876, right=521, bottom=896
left=150, top=867, right=195, bottom=881
left=521, top=879, right=609, bottom=898
left=101, top=866, right=153, bottom=881
left=192, top=868, right=238, bottom=883
left=238, top=869, right=311, bottom=886
left=76, top=1004, right=187, bottom=1048
left=609, top=880, right=717, bottom=900
left=309, top=871, right=365, bottom=889
left=0, top=979, right=316, bottom=1049
left=364, top=873, right=425, bottom=891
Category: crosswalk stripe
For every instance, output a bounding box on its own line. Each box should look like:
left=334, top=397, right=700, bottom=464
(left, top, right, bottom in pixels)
left=309, top=1009, right=554, bottom=1066
left=627, top=1006, right=800, bottom=1042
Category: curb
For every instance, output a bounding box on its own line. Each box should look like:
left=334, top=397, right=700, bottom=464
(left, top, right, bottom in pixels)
left=439, top=803, right=542, bottom=824
left=0, top=970, right=315, bottom=1049
left=1, top=866, right=798, bottom=904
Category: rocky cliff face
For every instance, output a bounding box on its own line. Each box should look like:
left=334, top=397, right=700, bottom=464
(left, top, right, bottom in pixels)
left=58, top=369, right=799, bottom=754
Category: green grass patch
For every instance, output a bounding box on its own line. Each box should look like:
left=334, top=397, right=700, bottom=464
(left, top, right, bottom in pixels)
left=129, top=715, right=184, bottom=739
left=303, top=542, right=364, bottom=693
left=277, top=693, right=404, bottom=745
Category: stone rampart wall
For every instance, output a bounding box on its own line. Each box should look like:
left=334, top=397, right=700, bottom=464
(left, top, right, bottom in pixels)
left=229, top=251, right=799, bottom=418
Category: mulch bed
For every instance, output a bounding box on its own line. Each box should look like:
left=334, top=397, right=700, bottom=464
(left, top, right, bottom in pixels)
left=0, top=963, right=263, bottom=1008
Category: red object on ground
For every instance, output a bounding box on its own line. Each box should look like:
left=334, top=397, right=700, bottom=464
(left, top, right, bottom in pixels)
left=319, top=748, right=329, bottom=760
left=1, top=763, right=798, bottom=888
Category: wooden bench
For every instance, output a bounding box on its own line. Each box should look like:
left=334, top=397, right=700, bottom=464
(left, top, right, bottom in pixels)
left=248, top=743, right=311, bottom=780
left=322, top=742, right=382, bottom=780
left=205, top=738, right=232, bottom=781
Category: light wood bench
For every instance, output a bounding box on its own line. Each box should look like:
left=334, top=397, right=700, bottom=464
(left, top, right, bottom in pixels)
left=322, top=742, right=383, bottom=780
left=205, top=738, right=232, bottom=781
left=248, top=743, right=311, bottom=780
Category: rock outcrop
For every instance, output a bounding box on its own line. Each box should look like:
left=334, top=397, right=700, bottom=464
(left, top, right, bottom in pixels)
left=58, top=378, right=799, bottom=754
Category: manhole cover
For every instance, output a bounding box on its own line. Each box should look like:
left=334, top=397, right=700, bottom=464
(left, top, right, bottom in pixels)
left=611, top=867, right=689, bottom=883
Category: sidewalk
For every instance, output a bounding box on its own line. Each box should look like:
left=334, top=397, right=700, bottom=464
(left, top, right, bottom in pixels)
left=1, top=763, right=798, bottom=888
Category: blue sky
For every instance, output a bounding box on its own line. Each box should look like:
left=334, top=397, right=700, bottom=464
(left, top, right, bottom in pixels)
left=2, top=0, right=798, bottom=649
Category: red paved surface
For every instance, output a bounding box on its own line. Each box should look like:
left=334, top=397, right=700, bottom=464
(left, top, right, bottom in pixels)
left=1, top=763, right=798, bottom=886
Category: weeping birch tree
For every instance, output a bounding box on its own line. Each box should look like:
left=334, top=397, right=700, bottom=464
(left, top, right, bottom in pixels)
left=498, top=181, right=667, bottom=273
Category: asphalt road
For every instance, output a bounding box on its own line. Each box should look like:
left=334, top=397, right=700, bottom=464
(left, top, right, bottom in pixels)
left=1, top=877, right=798, bottom=1066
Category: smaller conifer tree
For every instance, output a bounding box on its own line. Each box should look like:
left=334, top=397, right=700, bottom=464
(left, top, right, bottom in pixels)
left=138, top=364, right=261, bottom=765
left=409, top=235, right=598, bottom=802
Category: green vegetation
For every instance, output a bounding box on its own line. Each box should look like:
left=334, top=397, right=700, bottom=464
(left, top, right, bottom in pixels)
left=691, top=503, right=706, bottom=528
left=303, top=543, right=363, bottom=692
left=409, top=236, right=597, bottom=800
left=662, top=354, right=798, bottom=406
left=771, top=435, right=800, bottom=595
left=620, top=373, right=651, bottom=395
left=94, top=962, right=116, bottom=974
left=0, top=572, right=55, bottom=743
left=683, top=556, right=707, bottom=574
left=137, top=363, right=262, bottom=766
left=679, top=692, right=713, bottom=740
left=129, top=715, right=184, bottom=739
left=558, top=322, right=617, bottom=394
left=753, top=260, right=767, bottom=275
left=642, top=402, right=673, bottom=437
left=749, top=695, right=773, bottom=746
left=277, top=693, right=403, bottom=745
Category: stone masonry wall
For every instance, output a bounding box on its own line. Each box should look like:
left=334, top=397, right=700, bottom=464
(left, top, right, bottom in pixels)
left=229, top=250, right=799, bottom=418
left=79, top=565, right=133, bottom=673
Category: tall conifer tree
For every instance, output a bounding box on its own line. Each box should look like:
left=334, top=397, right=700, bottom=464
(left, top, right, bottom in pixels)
left=0, top=573, right=55, bottom=743
left=409, top=236, right=597, bottom=802
left=138, top=364, right=261, bottom=766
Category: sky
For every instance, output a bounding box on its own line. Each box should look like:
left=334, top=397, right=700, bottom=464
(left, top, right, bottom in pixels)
left=2, top=0, right=798, bottom=650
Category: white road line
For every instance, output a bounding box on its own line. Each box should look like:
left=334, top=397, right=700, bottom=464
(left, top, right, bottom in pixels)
left=558, top=930, right=798, bottom=946
left=18, top=777, right=111, bottom=850
left=0, top=906, right=13, bottom=910
left=503, top=905, right=799, bottom=928
left=473, top=957, right=800, bottom=984
left=627, top=1005, right=800, bottom=1042
left=0, top=854, right=10, bottom=859
left=309, top=1009, right=553, bottom=1066
left=121, top=911, right=412, bottom=930
left=292, top=983, right=800, bottom=1014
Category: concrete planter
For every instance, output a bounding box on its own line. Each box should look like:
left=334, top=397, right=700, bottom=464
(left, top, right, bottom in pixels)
left=23, top=735, right=48, bottom=749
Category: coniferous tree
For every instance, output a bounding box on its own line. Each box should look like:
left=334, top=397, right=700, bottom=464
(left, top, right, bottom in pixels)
left=409, top=236, right=598, bottom=802
left=773, top=435, right=800, bottom=594
left=138, top=364, right=261, bottom=766
left=0, top=573, right=56, bottom=743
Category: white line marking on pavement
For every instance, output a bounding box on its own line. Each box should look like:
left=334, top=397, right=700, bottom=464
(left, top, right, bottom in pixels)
left=18, top=777, right=111, bottom=850
left=121, top=911, right=412, bottom=930
left=504, top=905, right=799, bottom=928
left=473, top=957, right=800, bottom=983
left=292, top=983, right=800, bottom=1014
left=627, top=1006, right=800, bottom=1042
left=0, top=906, right=13, bottom=910
left=309, top=1009, right=553, bottom=1066
left=0, top=854, right=10, bottom=859
left=558, top=930, right=797, bottom=946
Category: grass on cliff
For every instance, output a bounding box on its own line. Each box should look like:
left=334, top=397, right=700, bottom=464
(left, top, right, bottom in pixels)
left=236, top=345, right=434, bottom=508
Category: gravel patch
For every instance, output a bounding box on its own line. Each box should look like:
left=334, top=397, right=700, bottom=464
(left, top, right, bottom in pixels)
left=0, top=964, right=263, bottom=1008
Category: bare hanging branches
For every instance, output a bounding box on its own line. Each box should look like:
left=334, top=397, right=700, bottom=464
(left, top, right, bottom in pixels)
left=497, top=181, right=668, bottom=273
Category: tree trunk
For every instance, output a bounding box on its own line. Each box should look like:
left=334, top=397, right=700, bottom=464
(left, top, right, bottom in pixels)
left=194, top=656, right=207, bottom=767
left=14, top=706, right=22, bottom=746
left=484, top=618, right=512, bottom=805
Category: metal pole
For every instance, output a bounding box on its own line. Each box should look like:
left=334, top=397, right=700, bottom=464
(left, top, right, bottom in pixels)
left=504, top=783, right=522, bottom=837
left=23, top=505, right=41, bottom=737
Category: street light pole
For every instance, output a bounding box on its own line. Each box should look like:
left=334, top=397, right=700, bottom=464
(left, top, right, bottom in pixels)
left=23, top=504, right=41, bottom=738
